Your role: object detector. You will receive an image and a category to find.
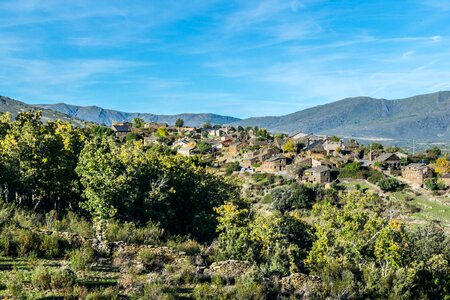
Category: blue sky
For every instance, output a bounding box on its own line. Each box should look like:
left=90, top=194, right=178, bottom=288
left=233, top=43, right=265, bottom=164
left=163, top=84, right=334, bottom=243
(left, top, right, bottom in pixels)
left=0, top=0, right=449, bottom=118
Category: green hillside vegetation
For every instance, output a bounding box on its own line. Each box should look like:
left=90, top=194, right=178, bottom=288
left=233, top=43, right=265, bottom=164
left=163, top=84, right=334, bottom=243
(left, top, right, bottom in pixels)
left=0, top=111, right=449, bottom=298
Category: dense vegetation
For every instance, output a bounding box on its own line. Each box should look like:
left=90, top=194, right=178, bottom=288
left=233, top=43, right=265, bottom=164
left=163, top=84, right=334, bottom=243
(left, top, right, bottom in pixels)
left=0, top=111, right=449, bottom=299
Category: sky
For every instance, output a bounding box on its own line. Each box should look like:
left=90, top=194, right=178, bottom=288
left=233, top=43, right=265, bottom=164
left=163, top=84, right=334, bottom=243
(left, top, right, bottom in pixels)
left=0, top=0, right=449, bottom=118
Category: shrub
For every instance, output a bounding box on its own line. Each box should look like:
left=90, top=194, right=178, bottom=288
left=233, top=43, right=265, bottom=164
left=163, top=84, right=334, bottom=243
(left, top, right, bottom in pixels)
left=50, top=268, right=77, bottom=290
left=142, top=283, right=175, bottom=300
left=14, top=228, right=40, bottom=257
left=5, top=269, right=26, bottom=299
left=377, top=178, right=402, bottom=192
left=234, top=281, right=266, bottom=299
left=163, top=261, right=199, bottom=285
left=166, top=238, right=201, bottom=256
left=106, top=221, right=162, bottom=245
left=367, top=170, right=385, bottom=184
left=138, top=248, right=171, bottom=271
left=31, top=265, right=52, bottom=291
left=69, top=246, right=94, bottom=271
left=85, top=287, right=120, bottom=300
left=40, top=233, right=61, bottom=258
left=225, top=162, right=241, bottom=175
left=193, top=283, right=228, bottom=299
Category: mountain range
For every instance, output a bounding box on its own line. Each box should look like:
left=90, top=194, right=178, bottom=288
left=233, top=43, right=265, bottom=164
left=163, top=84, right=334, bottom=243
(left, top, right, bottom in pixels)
left=36, top=103, right=241, bottom=127
left=2, top=91, right=450, bottom=142
left=230, top=91, right=450, bottom=142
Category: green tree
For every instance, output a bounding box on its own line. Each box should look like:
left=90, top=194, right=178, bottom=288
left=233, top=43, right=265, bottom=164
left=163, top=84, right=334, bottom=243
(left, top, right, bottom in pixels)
left=175, top=118, right=184, bottom=128
left=132, top=118, right=145, bottom=128
left=282, top=139, right=297, bottom=153
left=426, top=146, right=442, bottom=161
left=196, top=141, right=212, bottom=154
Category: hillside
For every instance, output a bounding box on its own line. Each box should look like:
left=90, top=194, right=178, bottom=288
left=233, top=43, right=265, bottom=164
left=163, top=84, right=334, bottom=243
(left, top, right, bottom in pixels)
left=0, top=96, right=84, bottom=126
left=37, top=103, right=240, bottom=126
left=231, top=91, right=450, bottom=141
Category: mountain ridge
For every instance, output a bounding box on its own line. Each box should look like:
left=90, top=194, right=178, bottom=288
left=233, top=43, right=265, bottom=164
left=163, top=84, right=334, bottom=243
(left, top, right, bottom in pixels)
left=230, top=91, right=450, bottom=141
left=2, top=91, right=450, bottom=142
left=36, top=102, right=241, bottom=126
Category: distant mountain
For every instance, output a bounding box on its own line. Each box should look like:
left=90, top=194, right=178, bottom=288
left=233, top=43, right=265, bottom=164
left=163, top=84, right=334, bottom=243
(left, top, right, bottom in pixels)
left=231, top=91, right=450, bottom=141
left=0, top=96, right=84, bottom=126
left=37, top=103, right=240, bottom=126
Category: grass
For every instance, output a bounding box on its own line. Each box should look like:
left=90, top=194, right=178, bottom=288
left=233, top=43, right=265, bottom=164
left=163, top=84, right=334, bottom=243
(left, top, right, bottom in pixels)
left=0, top=256, right=121, bottom=298
left=390, top=191, right=450, bottom=227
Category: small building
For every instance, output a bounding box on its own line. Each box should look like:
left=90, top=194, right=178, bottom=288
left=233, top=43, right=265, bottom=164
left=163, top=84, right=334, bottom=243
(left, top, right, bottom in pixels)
left=342, top=140, right=360, bottom=152
left=177, top=143, right=197, bottom=156
left=374, top=153, right=401, bottom=169
left=441, top=173, right=450, bottom=187
left=303, top=166, right=331, bottom=184
left=323, top=140, right=342, bottom=156
left=112, top=122, right=132, bottom=139
left=228, top=142, right=244, bottom=157
left=401, top=163, right=432, bottom=185
left=259, top=154, right=287, bottom=173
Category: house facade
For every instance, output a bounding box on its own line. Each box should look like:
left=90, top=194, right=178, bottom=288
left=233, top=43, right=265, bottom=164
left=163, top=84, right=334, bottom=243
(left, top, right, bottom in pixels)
left=303, top=166, right=331, bottom=184
left=401, top=163, right=432, bottom=185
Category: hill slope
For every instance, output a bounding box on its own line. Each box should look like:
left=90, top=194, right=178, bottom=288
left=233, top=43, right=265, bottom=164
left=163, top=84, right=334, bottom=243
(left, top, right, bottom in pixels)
left=231, top=91, right=450, bottom=141
left=37, top=103, right=240, bottom=126
left=0, top=96, right=84, bottom=126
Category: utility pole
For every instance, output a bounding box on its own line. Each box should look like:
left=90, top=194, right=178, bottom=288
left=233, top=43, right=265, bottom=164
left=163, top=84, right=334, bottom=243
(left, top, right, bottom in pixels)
left=369, top=143, right=372, bottom=161
left=412, top=139, right=415, bottom=155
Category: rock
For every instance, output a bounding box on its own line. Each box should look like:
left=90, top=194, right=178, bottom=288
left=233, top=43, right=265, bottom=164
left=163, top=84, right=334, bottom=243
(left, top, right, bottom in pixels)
left=204, top=260, right=252, bottom=279
left=279, top=273, right=321, bottom=298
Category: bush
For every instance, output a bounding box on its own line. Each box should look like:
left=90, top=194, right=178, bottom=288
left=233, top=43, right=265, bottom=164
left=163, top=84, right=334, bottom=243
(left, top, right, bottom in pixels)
left=139, top=248, right=171, bottom=271
left=367, top=170, right=386, bottom=184
left=50, top=268, right=77, bottom=290
left=142, top=283, right=176, bottom=300
left=234, top=281, right=266, bottom=299
left=377, top=178, right=402, bottom=192
left=166, top=238, right=201, bottom=256
left=31, top=265, right=52, bottom=291
left=14, top=228, right=40, bottom=257
left=163, top=261, right=199, bottom=285
left=69, top=246, right=94, bottom=271
left=5, top=269, right=26, bottom=299
left=85, top=287, right=120, bottom=300
left=40, top=233, right=61, bottom=258
left=106, top=221, right=162, bottom=245
left=225, top=162, right=241, bottom=175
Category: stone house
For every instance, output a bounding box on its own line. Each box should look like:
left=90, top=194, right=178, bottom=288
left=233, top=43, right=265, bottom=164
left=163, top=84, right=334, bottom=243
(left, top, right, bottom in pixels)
left=374, top=153, right=401, bottom=170
left=323, top=140, right=342, bottom=156
left=228, top=142, right=244, bottom=157
left=259, top=154, right=287, bottom=173
left=112, top=122, right=132, bottom=139
left=440, top=173, right=450, bottom=187
left=401, top=163, right=432, bottom=186
left=303, top=166, right=331, bottom=184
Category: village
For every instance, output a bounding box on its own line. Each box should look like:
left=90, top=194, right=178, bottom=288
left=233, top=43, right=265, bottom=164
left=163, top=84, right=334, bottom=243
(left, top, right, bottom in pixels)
left=110, top=119, right=450, bottom=198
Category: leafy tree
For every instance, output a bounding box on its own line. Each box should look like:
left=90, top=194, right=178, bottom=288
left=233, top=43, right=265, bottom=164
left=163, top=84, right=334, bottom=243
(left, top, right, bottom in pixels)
left=329, top=136, right=341, bottom=142
left=196, top=141, right=212, bottom=154
left=225, top=162, right=241, bottom=175
left=132, top=118, right=145, bottom=128
left=157, top=127, right=168, bottom=138
left=76, top=136, right=126, bottom=247
left=202, top=122, right=212, bottom=129
left=426, top=146, right=442, bottom=161
left=434, top=157, right=450, bottom=175
left=282, top=139, right=297, bottom=153
left=175, top=118, right=184, bottom=128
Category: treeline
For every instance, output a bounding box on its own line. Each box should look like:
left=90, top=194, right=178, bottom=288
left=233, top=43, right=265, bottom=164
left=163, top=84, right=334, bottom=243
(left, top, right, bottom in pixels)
left=0, top=111, right=238, bottom=243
